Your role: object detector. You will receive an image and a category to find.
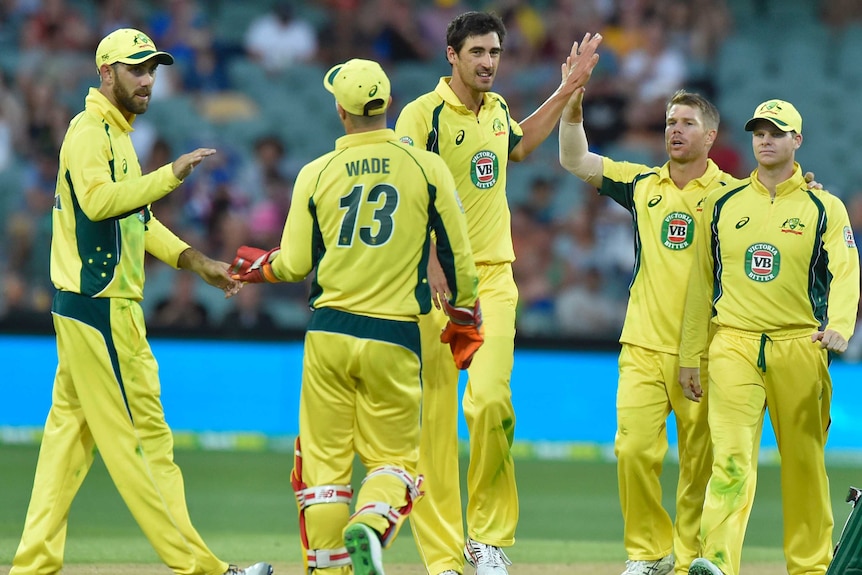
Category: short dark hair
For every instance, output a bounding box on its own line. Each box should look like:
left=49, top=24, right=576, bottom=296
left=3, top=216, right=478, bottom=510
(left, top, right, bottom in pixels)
left=446, top=11, right=506, bottom=54
left=667, top=89, right=720, bottom=131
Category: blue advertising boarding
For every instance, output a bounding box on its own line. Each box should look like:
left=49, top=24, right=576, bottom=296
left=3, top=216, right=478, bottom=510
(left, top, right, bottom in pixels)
left=2, top=335, right=859, bottom=455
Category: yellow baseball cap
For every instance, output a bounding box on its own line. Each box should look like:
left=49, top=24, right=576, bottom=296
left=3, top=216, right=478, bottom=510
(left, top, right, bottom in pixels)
left=95, top=28, right=174, bottom=71
left=323, top=59, right=390, bottom=117
left=744, top=99, right=802, bottom=134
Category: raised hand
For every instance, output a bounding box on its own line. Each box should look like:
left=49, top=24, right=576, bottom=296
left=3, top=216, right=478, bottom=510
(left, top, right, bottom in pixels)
left=558, top=32, right=603, bottom=99
left=172, top=148, right=217, bottom=181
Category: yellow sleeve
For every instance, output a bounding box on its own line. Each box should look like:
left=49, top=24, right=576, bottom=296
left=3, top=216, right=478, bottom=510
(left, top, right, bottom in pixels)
left=822, top=195, right=860, bottom=339
left=270, top=166, right=313, bottom=283
left=427, top=157, right=478, bottom=308
left=145, top=212, right=191, bottom=269
left=66, top=123, right=182, bottom=221
left=394, top=100, right=430, bottom=150
left=679, top=193, right=717, bottom=367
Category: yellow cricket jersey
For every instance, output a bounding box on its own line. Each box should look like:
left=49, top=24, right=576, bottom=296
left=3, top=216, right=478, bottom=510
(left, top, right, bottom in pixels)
left=270, top=128, right=478, bottom=321
left=680, top=164, right=860, bottom=365
left=601, top=158, right=740, bottom=353
left=395, top=77, right=523, bottom=265
left=51, top=88, right=190, bottom=300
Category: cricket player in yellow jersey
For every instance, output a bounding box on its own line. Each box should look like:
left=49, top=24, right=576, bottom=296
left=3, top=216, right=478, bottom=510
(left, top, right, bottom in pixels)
left=395, top=11, right=601, bottom=575
left=559, top=86, right=740, bottom=575
left=229, top=59, right=480, bottom=575
left=680, top=100, right=860, bottom=575
left=10, top=28, right=272, bottom=575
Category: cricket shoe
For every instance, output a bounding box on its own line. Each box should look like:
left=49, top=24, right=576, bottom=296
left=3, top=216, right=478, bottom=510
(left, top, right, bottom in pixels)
left=620, top=554, right=674, bottom=575
left=688, top=558, right=724, bottom=575
left=438, top=571, right=460, bottom=575
left=345, top=522, right=385, bottom=575
left=464, top=538, right=512, bottom=575
left=224, top=563, right=273, bottom=575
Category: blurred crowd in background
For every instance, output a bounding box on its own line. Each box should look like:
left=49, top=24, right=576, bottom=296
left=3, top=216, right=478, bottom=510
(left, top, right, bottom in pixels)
left=1, top=0, right=862, bottom=355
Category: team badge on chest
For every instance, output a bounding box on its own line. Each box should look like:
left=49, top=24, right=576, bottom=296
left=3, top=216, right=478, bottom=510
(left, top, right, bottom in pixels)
left=471, top=151, right=498, bottom=189
left=745, top=243, right=781, bottom=282
left=661, top=212, right=694, bottom=250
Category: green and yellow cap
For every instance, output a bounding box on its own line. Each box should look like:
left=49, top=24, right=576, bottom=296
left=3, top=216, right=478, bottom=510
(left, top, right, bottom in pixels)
left=95, top=28, right=174, bottom=71
left=744, top=99, right=802, bottom=134
left=323, top=59, right=390, bottom=117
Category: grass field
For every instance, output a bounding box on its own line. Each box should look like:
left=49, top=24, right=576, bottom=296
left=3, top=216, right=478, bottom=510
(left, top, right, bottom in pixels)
left=0, top=444, right=858, bottom=574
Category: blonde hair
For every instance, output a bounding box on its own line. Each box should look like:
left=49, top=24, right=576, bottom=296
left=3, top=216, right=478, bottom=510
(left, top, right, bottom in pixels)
left=666, top=90, right=720, bottom=132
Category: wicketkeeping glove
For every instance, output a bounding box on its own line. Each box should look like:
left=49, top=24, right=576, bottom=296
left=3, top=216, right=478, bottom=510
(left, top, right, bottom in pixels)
left=230, top=245, right=280, bottom=283
left=440, top=298, right=484, bottom=370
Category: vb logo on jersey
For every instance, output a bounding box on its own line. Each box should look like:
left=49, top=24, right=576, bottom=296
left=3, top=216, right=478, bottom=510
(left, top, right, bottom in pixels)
left=399, top=136, right=414, bottom=146
left=662, top=212, right=694, bottom=250
left=745, top=243, right=781, bottom=282
left=471, top=151, right=498, bottom=189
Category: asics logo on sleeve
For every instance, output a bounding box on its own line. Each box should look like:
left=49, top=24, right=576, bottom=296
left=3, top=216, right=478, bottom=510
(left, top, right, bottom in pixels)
left=455, top=130, right=465, bottom=145
left=647, top=195, right=662, bottom=207
left=736, top=217, right=750, bottom=229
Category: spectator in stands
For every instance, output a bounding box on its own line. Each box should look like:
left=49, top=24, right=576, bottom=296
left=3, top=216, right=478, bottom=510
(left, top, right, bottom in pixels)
left=20, top=0, right=94, bottom=53
left=218, top=283, right=278, bottom=335
left=519, top=176, right=557, bottom=225
left=236, top=134, right=296, bottom=206
left=316, top=0, right=361, bottom=63
left=243, top=2, right=319, bottom=74
left=665, top=0, right=731, bottom=88
left=619, top=14, right=687, bottom=131
left=95, top=0, right=146, bottom=37
left=511, top=200, right=559, bottom=335
left=150, top=271, right=211, bottom=330
left=0, top=70, right=26, bottom=171
left=184, top=41, right=230, bottom=93
left=417, top=0, right=468, bottom=48
left=148, top=0, right=211, bottom=74
left=555, top=264, right=624, bottom=337
left=359, top=0, right=432, bottom=63
left=0, top=271, right=53, bottom=331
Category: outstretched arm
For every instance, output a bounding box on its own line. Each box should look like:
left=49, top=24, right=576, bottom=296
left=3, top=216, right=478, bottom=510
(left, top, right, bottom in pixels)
left=510, top=32, right=602, bottom=162
left=558, top=89, right=604, bottom=188
left=178, top=248, right=243, bottom=298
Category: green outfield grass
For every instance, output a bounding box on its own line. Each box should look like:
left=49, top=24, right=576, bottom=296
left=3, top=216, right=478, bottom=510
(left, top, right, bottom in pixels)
left=0, top=444, right=858, bottom=567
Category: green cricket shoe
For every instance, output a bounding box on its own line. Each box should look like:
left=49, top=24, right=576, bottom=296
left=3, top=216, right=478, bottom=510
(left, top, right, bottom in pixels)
left=689, top=558, right=724, bottom=575
left=344, top=522, right=384, bottom=575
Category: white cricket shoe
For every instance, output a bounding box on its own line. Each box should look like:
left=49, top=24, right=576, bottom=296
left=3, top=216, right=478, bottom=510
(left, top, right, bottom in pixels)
left=463, top=539, right=511, bottom=575
left=688, top=558, right=724, bottom=575
left=224, top=563, right=273, bottom=575
left=438, top=571, right=460, bottom=575
left=621, top=554, right=674, bottom=575
left=345, top=522, right=385, bottom=575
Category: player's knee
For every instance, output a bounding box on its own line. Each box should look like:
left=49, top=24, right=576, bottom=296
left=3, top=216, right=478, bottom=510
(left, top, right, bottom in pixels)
left=614, top=429, right=665, bottom=462
left=351, top=466, right=423, bottom=548
left=463, top=391, right=513, bottom=421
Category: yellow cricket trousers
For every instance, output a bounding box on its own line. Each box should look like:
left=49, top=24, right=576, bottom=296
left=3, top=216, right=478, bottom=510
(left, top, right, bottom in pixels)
left=701, top=327, right=833, bottom=575
left=411, top=262, right=518, bottom=575
left=616, top=345, right=712, bottom=574
left=11, top=293, right=227, bottom=575
left=296, top=308, right=422, bottom=575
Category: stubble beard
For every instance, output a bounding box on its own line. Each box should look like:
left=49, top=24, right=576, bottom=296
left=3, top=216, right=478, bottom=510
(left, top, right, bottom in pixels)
left=114, top=82, right=149, bottom=116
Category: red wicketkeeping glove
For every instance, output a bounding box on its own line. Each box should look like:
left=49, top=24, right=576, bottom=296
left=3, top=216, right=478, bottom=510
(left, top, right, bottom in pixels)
left=440, top=298, right=484, bottom=370
left=230, top=245, right=280, bottom=283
